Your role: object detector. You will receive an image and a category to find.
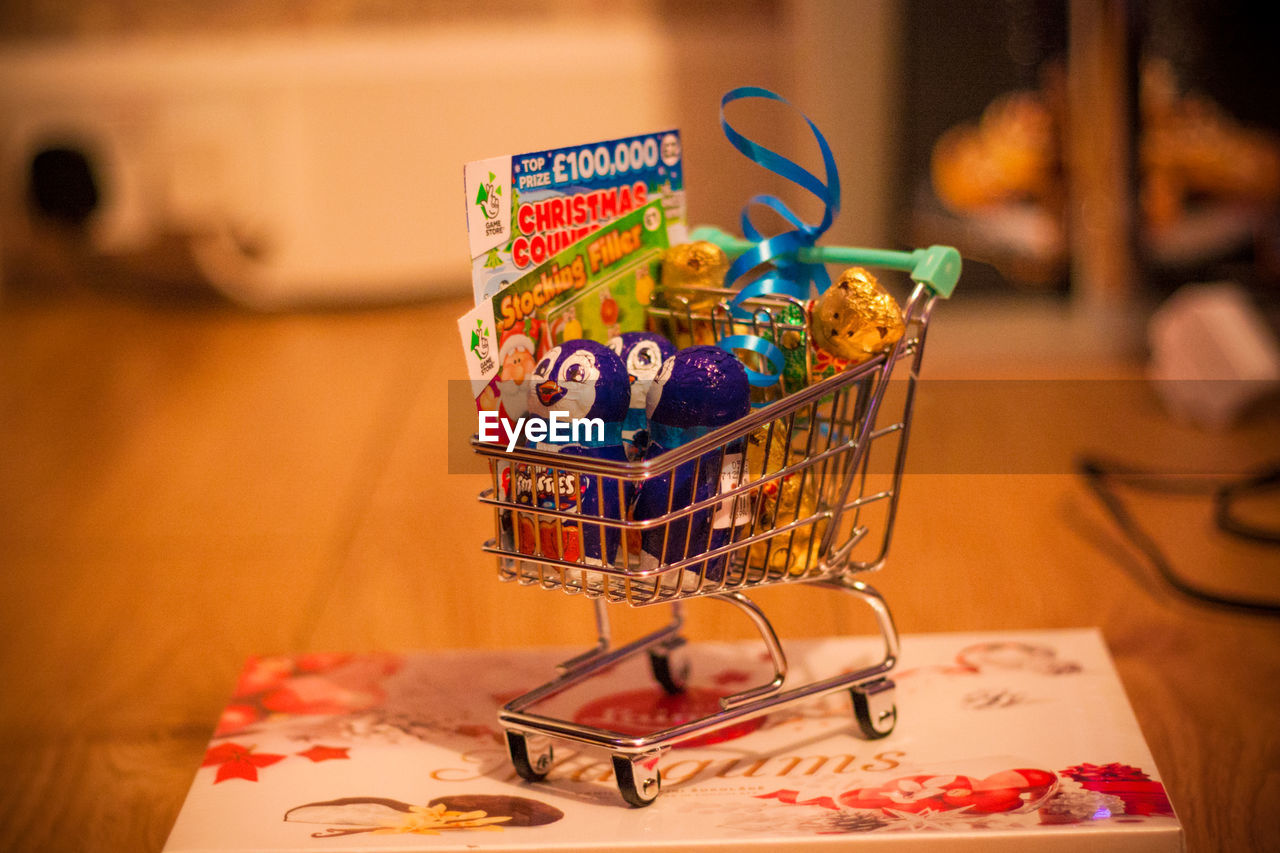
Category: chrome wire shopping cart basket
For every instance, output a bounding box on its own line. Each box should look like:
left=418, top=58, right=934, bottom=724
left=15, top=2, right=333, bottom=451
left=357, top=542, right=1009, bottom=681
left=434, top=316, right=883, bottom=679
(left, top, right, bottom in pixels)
left=472, top=239, right=960, bottom=806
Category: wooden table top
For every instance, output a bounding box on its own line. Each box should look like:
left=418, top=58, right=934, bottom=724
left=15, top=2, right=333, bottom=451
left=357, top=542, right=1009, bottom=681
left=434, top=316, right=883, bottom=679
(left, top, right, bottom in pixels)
left=1, top=284, right=1277, bottom=851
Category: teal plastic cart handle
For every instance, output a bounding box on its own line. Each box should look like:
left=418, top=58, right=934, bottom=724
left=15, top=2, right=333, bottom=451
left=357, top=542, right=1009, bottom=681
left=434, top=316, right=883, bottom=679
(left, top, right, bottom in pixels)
left=690, top=225, right=961, bottom=299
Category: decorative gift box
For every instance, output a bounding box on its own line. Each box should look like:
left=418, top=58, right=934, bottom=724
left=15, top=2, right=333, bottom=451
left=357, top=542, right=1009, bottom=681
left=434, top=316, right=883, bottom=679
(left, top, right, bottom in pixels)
left=164, top=628, right=1180, bottom=851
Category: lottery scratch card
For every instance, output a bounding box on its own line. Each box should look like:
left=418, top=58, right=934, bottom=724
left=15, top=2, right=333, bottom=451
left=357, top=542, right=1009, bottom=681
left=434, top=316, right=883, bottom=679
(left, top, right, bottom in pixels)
left=464, top=130, right=686, bottom=303
left=458, top=199, right=670, bottom=433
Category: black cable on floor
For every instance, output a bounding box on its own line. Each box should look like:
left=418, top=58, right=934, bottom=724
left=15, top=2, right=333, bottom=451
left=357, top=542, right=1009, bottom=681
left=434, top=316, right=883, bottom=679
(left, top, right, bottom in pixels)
left=1077, top=455, right=1280, bottom=618
left=1215, top=465, right=1280, bottom=545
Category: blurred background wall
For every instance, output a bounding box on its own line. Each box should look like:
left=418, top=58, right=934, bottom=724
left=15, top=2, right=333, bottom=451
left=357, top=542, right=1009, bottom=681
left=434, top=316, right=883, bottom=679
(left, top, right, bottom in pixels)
left=0, top=0, right=900, bottom=307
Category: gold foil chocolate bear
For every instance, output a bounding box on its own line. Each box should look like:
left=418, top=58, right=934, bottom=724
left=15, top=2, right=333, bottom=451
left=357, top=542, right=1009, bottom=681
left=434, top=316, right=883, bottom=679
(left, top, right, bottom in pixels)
left=809, top=267, right=905, bottom=365
left=661, top=241, right=730, bottom=291
left=658, top=241, right=731, bottom=347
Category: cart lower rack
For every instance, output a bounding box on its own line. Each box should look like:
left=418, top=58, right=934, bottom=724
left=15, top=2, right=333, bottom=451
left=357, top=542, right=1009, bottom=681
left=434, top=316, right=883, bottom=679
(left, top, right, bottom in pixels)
left=472, top=245, right=957, bottom=806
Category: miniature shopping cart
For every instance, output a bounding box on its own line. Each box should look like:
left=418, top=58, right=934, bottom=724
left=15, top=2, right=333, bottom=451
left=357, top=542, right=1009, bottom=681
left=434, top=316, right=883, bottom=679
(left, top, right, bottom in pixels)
left=472, top=234, right=960, bottom=806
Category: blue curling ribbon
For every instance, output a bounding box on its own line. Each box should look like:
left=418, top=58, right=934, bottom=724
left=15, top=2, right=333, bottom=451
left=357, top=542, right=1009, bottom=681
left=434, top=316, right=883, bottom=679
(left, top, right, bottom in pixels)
left=717, top=333, right=787, bottom=389
left=735, top=194, right=830, bottom=303
left=712, top=87, right=842, bottom=387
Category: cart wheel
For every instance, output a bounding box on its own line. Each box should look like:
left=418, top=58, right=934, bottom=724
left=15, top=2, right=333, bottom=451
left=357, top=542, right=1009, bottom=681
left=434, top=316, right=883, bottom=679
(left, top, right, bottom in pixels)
left=648, top=638, right=690, bottom=695
left=850, top=678, right=897, bottom=740
left=506, top=730, right=554, bottom=782
left=612, top=753, right=661, bottom=807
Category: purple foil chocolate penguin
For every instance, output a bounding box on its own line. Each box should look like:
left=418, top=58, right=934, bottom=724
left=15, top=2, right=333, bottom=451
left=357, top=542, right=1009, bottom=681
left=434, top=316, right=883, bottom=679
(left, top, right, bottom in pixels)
left=632, top=345, right=750, bottom=585
left=526, top=339, right=630, bottom=564
left=606, top=330, right=676, bottom=460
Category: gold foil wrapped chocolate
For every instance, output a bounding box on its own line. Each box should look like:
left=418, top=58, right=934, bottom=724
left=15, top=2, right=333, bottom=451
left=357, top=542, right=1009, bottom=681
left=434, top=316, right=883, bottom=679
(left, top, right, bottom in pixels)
left=810, top=267, right=905, bottom=364
left=661, top=241, right=730, bottom=291
left=744, top=423, right=827, bottom=577
left=658, top=241, right=731, bottom=347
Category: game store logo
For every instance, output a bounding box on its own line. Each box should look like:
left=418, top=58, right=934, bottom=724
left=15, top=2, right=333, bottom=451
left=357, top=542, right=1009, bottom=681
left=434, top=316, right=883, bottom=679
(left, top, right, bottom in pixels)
left=475, top=170, right=502, bottom=222
left=468, top=317, right=495, bottom=375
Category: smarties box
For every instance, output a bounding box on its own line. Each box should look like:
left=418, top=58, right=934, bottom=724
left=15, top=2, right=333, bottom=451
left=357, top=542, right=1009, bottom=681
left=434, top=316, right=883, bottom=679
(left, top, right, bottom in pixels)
left=464, top=130, right=686, bottom=303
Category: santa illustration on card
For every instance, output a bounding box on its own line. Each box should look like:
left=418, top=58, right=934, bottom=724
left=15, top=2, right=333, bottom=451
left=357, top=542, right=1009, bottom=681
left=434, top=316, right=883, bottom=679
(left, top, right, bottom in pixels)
left=479, top=319, right=545, bottom=423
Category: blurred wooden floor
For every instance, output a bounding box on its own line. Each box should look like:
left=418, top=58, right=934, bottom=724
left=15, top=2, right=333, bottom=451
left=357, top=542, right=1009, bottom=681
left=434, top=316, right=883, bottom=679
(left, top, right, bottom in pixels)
left=1, top=281, right=1278, bottom=851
